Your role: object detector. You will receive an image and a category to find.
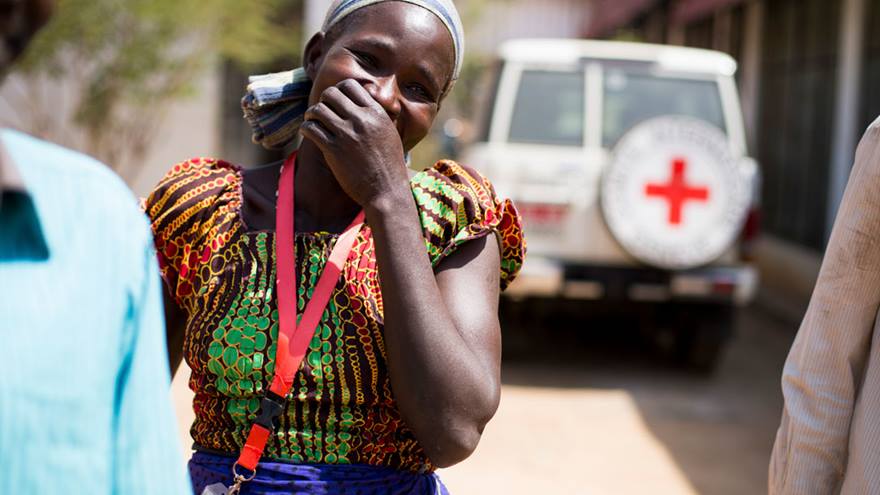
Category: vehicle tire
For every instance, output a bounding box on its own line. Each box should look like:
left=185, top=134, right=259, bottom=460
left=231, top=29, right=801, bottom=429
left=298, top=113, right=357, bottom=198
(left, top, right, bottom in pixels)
left=498, top=296, right=534, bottom=359
left=672, top=303, right=735, bottom=372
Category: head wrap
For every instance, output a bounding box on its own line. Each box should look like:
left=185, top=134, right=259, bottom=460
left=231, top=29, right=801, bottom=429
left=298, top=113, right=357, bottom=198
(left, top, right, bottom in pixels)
left=242, top=0, right=464, bottom=150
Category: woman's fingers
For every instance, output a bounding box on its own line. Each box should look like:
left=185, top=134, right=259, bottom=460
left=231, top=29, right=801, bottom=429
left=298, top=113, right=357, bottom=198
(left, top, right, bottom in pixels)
left=320, top=85, right=362, bottom=119
left=304, top=102, right=346, bottom=136
left=299, top=119, right=333, bottom=150
left=304, top=101, right=344, bottom=129
left=336, top=78, right=377, bottom=108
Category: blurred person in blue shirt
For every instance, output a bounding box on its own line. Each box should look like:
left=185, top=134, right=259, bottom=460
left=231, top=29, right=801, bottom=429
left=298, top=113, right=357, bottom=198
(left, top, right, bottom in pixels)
left=0, top=1, right=191, bottom=493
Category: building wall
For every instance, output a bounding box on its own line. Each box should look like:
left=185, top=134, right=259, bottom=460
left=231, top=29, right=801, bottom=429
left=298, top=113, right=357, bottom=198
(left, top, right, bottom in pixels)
left=467, top=0, right=592, bottom=55
left=757, top=0, right=841, bottom=251
left=129, top=69, right=222, bottom=197
left=0, top=67, right=222, bottom=198
left=861, top=0, right=880, bottom=132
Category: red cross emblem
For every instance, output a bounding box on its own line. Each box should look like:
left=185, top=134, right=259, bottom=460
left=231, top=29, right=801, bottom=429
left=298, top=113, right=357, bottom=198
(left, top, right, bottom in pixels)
left=645, top=157, right=710, bottom=226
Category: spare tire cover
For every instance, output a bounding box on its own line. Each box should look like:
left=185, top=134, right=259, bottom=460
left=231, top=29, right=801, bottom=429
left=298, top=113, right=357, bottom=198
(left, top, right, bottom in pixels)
left=600, top=116, right=752, bottom=269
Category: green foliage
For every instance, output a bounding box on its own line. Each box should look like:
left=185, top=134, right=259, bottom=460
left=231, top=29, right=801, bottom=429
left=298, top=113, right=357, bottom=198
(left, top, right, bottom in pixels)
left=11, top=0, right=302, bottom=166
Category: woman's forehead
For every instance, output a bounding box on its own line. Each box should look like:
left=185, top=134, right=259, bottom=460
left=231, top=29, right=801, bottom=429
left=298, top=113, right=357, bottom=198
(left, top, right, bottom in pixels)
left=331, top=1, right=446, bottom=38
left=329, top=3, right=455, bottom=74
left=323, top=0, right=463, bottom=81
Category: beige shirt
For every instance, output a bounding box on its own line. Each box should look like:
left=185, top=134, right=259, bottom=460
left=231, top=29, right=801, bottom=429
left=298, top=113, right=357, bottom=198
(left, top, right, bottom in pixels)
left=769, top=117, right=880, bottom=494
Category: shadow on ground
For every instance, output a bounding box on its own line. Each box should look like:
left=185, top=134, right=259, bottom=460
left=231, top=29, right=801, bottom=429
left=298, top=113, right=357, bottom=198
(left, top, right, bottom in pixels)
left=498, top=300, right=799, bottom=495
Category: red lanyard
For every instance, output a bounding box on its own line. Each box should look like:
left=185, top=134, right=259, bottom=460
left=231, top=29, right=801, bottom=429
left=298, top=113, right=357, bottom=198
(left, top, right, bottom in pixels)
left=233, top=152, right=365, bottom=481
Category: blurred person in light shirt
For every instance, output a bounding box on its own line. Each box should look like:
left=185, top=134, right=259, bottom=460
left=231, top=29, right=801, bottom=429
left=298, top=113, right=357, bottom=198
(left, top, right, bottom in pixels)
left=0, top=1, right=191, bottom=493
left=770, top=118, right=880, bottom=494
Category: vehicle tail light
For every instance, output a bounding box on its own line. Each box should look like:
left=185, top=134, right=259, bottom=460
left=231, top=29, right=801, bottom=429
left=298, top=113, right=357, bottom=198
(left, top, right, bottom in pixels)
left=711, top=279, right=736, bottom=296
left=518, top=203, right=568, bottom=225
left=739, top=208, right=761, bottom=261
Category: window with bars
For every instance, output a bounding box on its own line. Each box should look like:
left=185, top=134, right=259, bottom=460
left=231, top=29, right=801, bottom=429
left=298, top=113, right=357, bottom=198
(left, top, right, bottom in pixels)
left=860, top=0, right=880, bottom=133
left=757, top=0, right=841, bottom=251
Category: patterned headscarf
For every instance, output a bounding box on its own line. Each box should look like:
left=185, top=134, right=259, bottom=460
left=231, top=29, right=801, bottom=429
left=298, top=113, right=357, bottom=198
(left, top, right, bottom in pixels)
left=242, top=0, right=464, bottom=150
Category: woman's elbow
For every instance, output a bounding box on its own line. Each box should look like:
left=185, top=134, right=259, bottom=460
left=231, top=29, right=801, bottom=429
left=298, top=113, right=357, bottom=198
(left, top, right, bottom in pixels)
left=420, top=383, right=501, bottom=467
left=427, top=407, right=498, bottom=467
left=425, top=424, right=484, bottom=468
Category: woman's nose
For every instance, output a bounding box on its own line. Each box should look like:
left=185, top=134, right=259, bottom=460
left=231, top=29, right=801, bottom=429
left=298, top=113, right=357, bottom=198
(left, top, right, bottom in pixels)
left=364, top=76, right=402, bottom=122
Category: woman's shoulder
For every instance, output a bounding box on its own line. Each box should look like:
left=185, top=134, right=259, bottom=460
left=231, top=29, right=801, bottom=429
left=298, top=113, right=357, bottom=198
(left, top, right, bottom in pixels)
left=410, top=160, right=525, bottom=289
left=144, top=157, right=243, bottom=250
left=144, top=158, right=245, bottom=302
left=144, top=157, right=242, bottom=219
left=411, top=159, right=493, bottom=197
left=410, top=159, right=511, bottom=223
left=153, top=157, right=242, bottom=193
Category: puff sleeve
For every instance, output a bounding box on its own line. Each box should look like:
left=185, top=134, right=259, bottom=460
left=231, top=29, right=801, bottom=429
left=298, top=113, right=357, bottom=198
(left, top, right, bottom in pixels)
left=142, top=158, right=242, bottom=310
left=411, top=160, right=525, bottom=290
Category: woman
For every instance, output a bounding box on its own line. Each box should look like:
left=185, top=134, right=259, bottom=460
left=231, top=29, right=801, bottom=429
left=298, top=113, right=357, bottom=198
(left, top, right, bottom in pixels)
left=145, top=0, right=524, bottom=493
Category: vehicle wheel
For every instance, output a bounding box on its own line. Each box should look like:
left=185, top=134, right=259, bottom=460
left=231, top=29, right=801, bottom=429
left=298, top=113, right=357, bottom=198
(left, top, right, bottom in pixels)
left=672, top=303, right=735, bottom=372
left=498, top=297, right=533, bottom=359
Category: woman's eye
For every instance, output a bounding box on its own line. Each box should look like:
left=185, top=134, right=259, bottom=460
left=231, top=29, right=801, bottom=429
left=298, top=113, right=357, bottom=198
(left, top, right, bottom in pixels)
left=352, top=50, right=377, bottom=68
left=407, top=84, right=435, bottom=103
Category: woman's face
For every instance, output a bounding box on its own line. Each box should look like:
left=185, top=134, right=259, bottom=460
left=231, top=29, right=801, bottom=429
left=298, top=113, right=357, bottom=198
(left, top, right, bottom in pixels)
left=304, top=1, right=455, bottom=153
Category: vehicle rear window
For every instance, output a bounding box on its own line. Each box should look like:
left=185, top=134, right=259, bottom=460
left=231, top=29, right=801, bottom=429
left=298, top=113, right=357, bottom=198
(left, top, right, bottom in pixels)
left=508, top=70, right=584, bottom=146
left=602, top=69, right=726, bottom=148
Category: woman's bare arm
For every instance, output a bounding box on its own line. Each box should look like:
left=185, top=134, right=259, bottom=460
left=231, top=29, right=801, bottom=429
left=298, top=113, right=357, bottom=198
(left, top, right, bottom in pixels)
left=366, top=193, right=502, bottom=467
left=300, top=78, right=505, bottom=466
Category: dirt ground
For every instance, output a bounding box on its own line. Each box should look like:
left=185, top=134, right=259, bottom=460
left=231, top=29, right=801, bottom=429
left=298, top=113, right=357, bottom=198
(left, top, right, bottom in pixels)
left=171, top=303, right=796, bottom=494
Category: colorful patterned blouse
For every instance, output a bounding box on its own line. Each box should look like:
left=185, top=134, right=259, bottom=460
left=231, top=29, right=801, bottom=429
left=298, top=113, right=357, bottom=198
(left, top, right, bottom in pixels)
left=145, top=157, right=524, bottom=473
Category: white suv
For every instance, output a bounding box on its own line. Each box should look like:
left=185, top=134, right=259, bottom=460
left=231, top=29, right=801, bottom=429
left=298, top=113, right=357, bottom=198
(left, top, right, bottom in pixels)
left=461, top=39, right=760, bottom=369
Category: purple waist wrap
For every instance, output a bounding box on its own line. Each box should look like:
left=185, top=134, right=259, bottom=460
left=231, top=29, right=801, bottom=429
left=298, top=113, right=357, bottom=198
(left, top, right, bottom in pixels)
left=189, top=450, right=450, bottom=495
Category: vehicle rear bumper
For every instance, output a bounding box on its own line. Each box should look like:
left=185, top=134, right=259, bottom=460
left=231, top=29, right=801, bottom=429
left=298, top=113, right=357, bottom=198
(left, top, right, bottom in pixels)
left=505, top=258, right=758, bottom=306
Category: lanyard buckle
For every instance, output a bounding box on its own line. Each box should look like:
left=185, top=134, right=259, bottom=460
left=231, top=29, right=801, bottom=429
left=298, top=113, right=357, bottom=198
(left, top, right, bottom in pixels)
left=253, top=391, right=285, bottom=431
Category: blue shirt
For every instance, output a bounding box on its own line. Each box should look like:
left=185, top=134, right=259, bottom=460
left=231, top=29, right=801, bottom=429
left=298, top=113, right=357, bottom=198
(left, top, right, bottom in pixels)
left=0, top=129, right=191, bottom=494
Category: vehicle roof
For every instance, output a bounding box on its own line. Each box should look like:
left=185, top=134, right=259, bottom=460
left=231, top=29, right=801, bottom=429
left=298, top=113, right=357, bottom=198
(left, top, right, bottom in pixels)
left=498, top=39, right=737, bottom=76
